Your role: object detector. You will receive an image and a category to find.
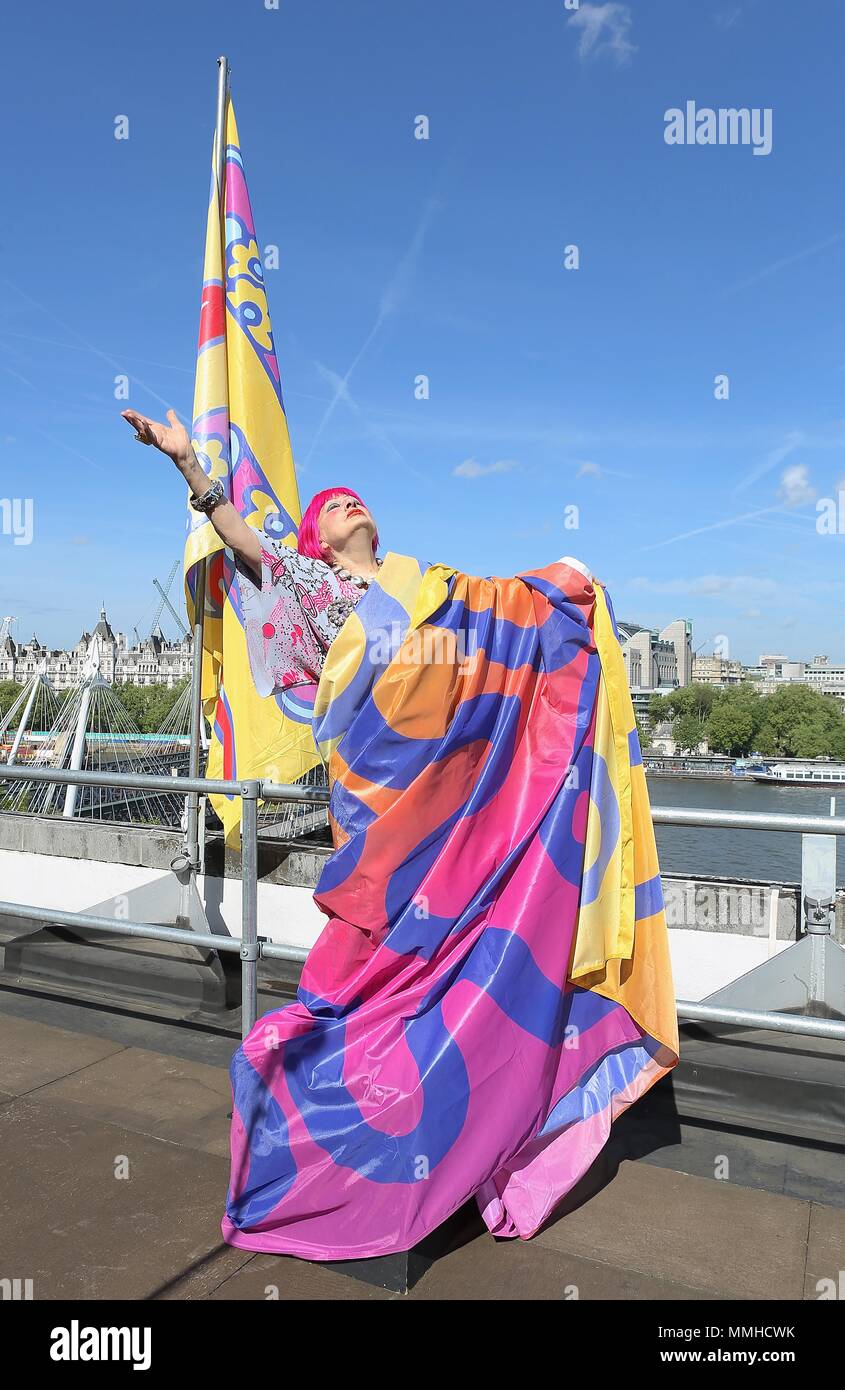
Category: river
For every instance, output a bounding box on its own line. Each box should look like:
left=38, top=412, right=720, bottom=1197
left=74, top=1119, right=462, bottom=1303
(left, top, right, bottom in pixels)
left=646, top=775, right=844, bottom=887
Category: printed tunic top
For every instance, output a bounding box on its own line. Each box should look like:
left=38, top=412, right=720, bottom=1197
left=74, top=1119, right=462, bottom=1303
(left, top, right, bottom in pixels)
left=236, top=538, right=377, bottom=697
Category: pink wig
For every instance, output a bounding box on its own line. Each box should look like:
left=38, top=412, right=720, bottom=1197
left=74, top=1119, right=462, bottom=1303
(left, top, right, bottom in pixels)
left=297, top=487, right=380, bottom=562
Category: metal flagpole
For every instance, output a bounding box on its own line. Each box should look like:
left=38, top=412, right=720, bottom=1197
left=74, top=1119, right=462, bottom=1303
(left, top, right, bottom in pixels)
left=178, top=56, right=230, bottom=930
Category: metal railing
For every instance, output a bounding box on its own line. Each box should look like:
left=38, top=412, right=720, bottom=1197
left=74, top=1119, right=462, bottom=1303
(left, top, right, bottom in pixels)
left=0, top=764, right=327, bottom=1036
left=0, top=763, right=843, bottom=1042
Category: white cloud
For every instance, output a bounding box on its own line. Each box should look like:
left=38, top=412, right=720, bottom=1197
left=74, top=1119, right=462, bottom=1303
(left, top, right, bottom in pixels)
left=452, top=457, right=519, bottom=479
left=569, top=3, right=636, bottom=67
left=573, top=457, right=634, bottom=480
left=778, top=463, right=816, bottom=508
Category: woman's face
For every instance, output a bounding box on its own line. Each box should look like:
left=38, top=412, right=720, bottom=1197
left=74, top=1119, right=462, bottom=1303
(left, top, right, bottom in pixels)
left=318, top=494, right=376, bottom=559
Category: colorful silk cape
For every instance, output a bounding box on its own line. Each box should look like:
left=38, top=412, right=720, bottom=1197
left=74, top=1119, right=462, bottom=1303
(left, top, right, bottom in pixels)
left=222, top=551, right=679, bottom=1259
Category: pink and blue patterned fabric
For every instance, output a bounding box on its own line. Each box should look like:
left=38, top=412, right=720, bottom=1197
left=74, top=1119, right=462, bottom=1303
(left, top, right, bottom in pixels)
left=222, top=555, right=679, bottom=1258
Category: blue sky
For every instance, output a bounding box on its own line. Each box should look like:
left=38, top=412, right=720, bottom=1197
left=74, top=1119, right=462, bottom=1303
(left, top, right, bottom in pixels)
left=1, top=0, right=844, bottom=663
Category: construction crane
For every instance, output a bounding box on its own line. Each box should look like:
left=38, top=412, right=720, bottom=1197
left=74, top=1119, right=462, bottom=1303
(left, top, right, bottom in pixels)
left=152, top=562, right=190, bottom=642
left=0, top=616, right=14, bottom=648
left=150, top=561, right=179, bottom=636
left=131, top=562, right=190, bottom=646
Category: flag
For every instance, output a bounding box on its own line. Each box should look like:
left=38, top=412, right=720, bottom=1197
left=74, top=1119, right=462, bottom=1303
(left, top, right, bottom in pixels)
left=183, top=91, right=320, bottom=846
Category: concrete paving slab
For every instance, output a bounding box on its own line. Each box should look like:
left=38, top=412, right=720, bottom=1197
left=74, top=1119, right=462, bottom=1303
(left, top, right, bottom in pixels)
left=207, top=1252, right=399, bottom=1301
left=32, top=1045, right=233, bottom=1157
left=408, top=1230, right=732, bottom=1301
left=534, top=1158, right=810, bottom=1300
left=0, top=975, right=284, bottom=1068
left=803, top=1201, right=845, bottom=1301
left=0, top=1095, right=235, bottom=1300
left=0, top=1013, right=126, bottom=1096
left=609, top=1107, right=845, bottom=1209
left=152, top=1244, right=256, bottom=1300
left=0, top=1002, right=831, bottom=1303
left=202, top=1217, right=732, bottom=1301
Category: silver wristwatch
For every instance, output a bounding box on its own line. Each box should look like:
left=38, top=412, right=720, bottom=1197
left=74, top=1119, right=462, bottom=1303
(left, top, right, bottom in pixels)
left=189, top=478, right=227, bottom=514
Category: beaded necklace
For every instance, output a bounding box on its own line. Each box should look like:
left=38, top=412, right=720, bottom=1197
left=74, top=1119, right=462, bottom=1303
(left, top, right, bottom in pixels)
left=330, top=556, right=383, bottom=590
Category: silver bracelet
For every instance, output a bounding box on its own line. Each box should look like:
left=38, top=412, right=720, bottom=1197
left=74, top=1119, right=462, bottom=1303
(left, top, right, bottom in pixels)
left=189, top=478, right=227, bottom=514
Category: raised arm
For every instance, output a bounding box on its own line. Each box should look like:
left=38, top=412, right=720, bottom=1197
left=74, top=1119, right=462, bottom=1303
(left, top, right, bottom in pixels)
left=121, top=407, right=262, bottom=583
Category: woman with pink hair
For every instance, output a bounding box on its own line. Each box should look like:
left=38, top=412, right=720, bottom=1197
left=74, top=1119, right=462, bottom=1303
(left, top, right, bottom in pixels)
left=231, top=484, right=384, bottom=697
left=117, top=408, right=679, bottom=1268
left=120, top=406, right=383, bottom=694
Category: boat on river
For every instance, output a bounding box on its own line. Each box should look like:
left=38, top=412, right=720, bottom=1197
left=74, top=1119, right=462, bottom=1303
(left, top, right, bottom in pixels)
left=730, top=757, right=770, bottom=777
left=749, top=759, right=845, bottom=788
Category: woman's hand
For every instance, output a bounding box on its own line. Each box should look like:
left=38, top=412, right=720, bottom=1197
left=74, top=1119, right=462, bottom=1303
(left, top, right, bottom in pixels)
left=121, top=407, right=194, bottom=469
left=120, top=404, right=262, bottom=581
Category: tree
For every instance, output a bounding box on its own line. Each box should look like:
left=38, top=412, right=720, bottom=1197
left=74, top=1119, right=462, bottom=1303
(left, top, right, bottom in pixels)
left=112, top=679, right=189, bottom=734
left=706, top=700, right=757, bottom=756
left=636, top=715, right=653, bottom=753
left=673, top=712, right=705, bottom=753
left=702, top=684, right=765, bottom=756
left=755, top=685, right=845, bottom=759
left=0, top=681, right=23, bottom=720
left=650, top=683, right=716, bottom=727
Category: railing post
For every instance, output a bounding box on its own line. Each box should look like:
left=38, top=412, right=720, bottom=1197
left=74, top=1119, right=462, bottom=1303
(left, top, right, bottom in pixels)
left=180, top=554, right=208, bottom=928
left=240, top=780, right=260, bottom=1038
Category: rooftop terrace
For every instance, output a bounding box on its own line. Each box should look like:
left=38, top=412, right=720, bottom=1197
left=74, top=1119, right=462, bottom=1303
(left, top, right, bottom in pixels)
left=2, top=986, right=843, bottom=1302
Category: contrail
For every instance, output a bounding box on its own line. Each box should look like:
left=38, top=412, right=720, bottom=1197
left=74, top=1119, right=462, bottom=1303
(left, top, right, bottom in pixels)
left=1, top=277, right=185, bottom=417
left=723, top=233, right=843, bottom=295
left=734, top=431, right=804, bottom=492
left=638, top=504, right=785, bottom=551
left=303, top=198, right=441, bottom=469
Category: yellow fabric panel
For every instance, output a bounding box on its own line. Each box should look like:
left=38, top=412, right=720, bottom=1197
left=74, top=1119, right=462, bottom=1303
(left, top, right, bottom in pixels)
left=568, top=583, right=635, bottom=977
